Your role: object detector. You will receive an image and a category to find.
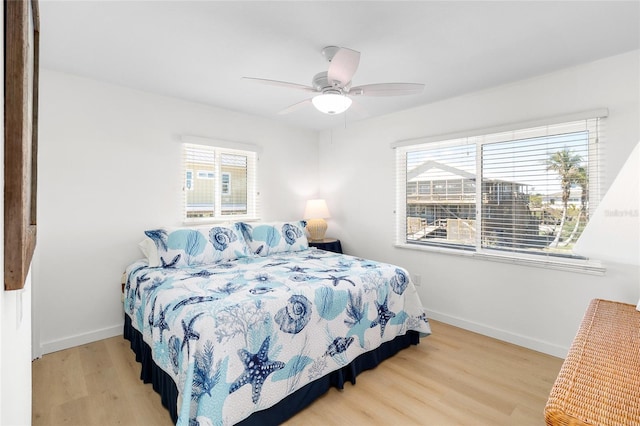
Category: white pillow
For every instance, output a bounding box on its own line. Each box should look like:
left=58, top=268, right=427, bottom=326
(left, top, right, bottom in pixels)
left=138, top=237, right=160, bottom=267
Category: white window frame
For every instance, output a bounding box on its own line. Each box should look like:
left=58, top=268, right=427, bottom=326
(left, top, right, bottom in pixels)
left=181, top=136, right=260, bottom=224
left=392, top=110, right=608, bottom=274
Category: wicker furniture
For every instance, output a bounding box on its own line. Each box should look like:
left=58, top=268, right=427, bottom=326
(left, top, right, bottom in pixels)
left=545, top=299, right=640, bottom=425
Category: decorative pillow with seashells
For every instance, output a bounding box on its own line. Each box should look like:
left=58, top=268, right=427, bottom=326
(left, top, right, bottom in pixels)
left=141, top=224, right=253, bottom=267
left=237, top=221, right=309, bottom=256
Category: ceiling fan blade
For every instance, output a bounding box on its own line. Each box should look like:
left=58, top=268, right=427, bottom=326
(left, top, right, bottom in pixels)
left=327, top=47, right=360, bottom=88
left=277, top=99, right=312, bottom=115
left=243, top=77, right=316, bottom=92
left=349, top=83, right=425, bottom=97
left=345, top=98, right=369, bottom=119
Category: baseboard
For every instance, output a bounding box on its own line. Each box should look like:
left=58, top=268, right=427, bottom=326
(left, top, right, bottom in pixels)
left=425, top=309, right=569, bottom=359
left=39, top=323, right=124, bottom=355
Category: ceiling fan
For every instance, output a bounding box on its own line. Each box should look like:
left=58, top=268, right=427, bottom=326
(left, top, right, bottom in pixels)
left=243, top=46, right=425, bottom=115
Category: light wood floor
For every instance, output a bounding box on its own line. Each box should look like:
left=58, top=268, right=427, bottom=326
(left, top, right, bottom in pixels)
left=32, top=320, right=563, bottom=425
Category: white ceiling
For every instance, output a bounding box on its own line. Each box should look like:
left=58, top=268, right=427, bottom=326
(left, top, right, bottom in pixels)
left=39, top=1, right=640, bottom=132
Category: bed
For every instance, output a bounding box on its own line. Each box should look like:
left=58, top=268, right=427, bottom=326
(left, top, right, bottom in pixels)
left=123, top=221, right=431, bottom=425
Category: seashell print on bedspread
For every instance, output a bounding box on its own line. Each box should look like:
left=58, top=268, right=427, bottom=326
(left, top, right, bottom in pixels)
left=124, top=248, right=431, bottom=426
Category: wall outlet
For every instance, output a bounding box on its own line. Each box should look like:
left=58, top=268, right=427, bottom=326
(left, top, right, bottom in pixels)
left=413, top=274, right=422, bottom=286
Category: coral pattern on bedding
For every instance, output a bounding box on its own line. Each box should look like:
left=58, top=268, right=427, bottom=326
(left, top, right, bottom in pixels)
left=124, top=248, right=431, bottom=426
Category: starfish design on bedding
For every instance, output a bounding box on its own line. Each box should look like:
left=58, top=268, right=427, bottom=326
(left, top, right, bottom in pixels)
left=326, top=274, right=356, bottom=287
left=264, top=261, right=288, bottom=268
left=285, top=265, right=308, bottom=273
left=302, top=254, right=323, bottom=261
left=182, top=269, right=216, bottom=280
left=148, top=299, right=171, bottom=343
left=181, top=313, right=204, bottom=357
left=160, top=254, right=181, bottom=268
left=154, top=304, right=170, bottom=343
left=135, top=273, right=150, bottom=300
left=229, top=336, right=285, bottom=404
left=370, top=295, right=396, bottom=337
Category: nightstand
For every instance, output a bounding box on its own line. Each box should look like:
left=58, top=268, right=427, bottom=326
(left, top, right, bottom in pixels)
left=309, top=238, right=342, bottom=254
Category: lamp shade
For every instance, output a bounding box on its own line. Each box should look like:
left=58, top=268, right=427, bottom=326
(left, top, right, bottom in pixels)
left=311, top=93, right=352, bottom=115
left=304, top=199, right=331, bottom=241
left=304, top=199, right=330, bottom=219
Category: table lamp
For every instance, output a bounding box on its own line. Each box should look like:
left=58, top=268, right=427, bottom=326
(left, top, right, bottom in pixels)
left=304, top=199, right=331, bottom=241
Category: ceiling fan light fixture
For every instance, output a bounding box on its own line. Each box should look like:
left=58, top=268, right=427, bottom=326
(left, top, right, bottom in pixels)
left=245, top=46, right=424, bottom=116
left=311, top=93, right=352, bottom=115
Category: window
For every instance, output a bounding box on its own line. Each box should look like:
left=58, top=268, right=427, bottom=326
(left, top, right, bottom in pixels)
left=395, top=113, right=605, bottom=269
left=182, top=142, right=258, bottom=221
left=185, top=170, right=193, bottom=191
left=221, top=172, right=231, bottom=195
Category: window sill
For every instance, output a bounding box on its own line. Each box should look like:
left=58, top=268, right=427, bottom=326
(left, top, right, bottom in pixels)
left=394, top=242, right=606, bottom=275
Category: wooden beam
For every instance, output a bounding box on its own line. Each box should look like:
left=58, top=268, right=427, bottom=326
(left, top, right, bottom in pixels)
left=4, top=0, right=39, bottom=290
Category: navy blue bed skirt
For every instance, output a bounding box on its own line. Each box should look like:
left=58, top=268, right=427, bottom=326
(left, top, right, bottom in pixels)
left=123, top=314, right=419, bottom=425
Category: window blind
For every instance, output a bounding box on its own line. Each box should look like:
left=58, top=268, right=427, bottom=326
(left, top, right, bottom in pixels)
left=395, top=115, right=604, bottom=268
left=402, top=137, right=478, bottom=251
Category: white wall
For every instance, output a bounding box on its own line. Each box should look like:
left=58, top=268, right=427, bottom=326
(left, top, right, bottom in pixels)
left=318, top=50, right=640, bottom=357
left=1, top=4, right=33, bottom=423
left=1, top=279, right=33, bottom=426
left=34, top=51, right=639, bottom=359
left=34, top=70, right=319, bottom=354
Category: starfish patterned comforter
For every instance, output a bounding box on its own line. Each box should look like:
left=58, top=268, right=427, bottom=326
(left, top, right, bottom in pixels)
left=124, top=248, right=431, bottom=425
